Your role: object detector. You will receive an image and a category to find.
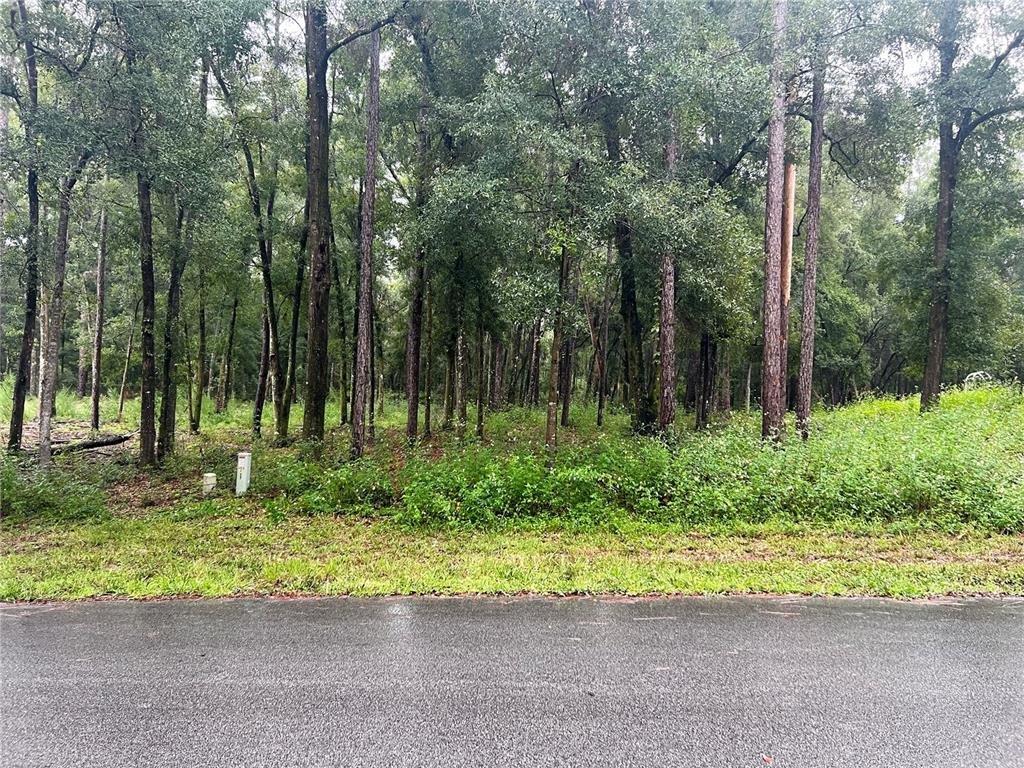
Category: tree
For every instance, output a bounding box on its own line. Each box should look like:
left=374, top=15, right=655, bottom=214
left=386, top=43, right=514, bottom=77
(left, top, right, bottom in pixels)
left=5, top=0, right=39, bottom=453
left=761, top=0, right=789, bottom=439
left=919, top=0, right=1024, bottom=409
left=351, top=26, right=381, bottom=459
left=39, top=155, right=89, bottom=465
left=796, top=65, right=825, bottom=438
left=90, top=208, right=108, bottom=432
left=303, top=2, right=403, bottom=442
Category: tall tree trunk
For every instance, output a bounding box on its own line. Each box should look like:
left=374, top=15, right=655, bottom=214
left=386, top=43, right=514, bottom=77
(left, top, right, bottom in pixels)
left=405, top=106, right=428, bottom=443
left=760, top=0, right=788, bottom=440
left=559, top=274, right=577, bottom=429
left=77, top=291, right=90, bottom=398
left=39, top=160, right=87, bottom=465
left=778, top=160, right=796, bottom=411
left=716, top=347, right=732, bottom=413
left=530, top=319, right=543, bottom=407
left=29, top=310, right=40, bottom=403
left=127, top=27, right=158, bottom=467
left=545, top=246, right=569, bottom=453
left=604, top=118, right=654, bottom=431
left=796, top=65, right=825, bottom=438
left=216, top=294, right=238, bottom=413
left=490, top=336, right=504, bottom=410
left=423, top=283, right=433, bottom=438
left=302, top=0, right=334, bottom=440
left=211, top=65, right=285, bottom=440
left=657, top=122, right=678, bottom=432
left=442, top=340, right=454, bottom=430
left=118, top=298, right=140, bottom=423
left=90, top=209, right=108, bottom=432
left=189, top=277, right=206, bottom=434
left=157, top=207, right=188, bottom=461
left=745, top=361, right=752, bottom=411
left=252, top=307, right=270, bottom=436
left=695, top=331, right=718, bottom=431
left=455, top=324, right=468, bottom=438
left=350, top=26, right=381, bottom=458
left=8, top=0, right=39, bottom=453
left=330, top=235, right=348, bottom=425
left=921, top=4, right=960, bottom=411
left=476, top=317, right=485, bottom=439
left=284, top=247, right=305, bottom=418
left=523, top=320, right=539, bottom=407
left=37, top=293, right=47, bottom=404
left=596, top=241, right=614, bottom=427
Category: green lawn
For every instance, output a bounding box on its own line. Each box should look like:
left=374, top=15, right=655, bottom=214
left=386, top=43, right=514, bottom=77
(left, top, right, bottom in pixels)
left=4, top=511, right=1024, bottom=601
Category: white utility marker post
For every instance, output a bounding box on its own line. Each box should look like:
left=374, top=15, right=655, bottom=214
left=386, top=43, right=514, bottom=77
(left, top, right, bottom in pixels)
left=235, top=452, right=252, bottom=497
left=202, top=473, right=217, bottom=495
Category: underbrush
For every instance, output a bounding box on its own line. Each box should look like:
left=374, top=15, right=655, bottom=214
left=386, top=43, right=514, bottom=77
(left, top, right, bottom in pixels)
left=0, top=456, right=109, bottom=521
left=3, top=385, right=1022, bottom=535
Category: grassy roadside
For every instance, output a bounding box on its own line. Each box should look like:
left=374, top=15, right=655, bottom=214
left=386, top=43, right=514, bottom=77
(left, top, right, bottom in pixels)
left=3, top=508, right=1024, bottom=600
left=3, top=385, right=1023, bottom=601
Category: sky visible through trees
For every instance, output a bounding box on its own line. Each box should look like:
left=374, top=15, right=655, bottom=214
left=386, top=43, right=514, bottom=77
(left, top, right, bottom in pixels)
left=2, top=0, right=1024, bottom=464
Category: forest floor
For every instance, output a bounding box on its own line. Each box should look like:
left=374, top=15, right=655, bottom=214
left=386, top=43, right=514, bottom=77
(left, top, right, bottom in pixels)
left=2, top=385, right=1024, bottom=601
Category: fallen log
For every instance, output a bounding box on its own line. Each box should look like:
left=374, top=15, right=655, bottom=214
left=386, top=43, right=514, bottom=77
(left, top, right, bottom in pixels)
left=52, top=432, right=136, bottom=455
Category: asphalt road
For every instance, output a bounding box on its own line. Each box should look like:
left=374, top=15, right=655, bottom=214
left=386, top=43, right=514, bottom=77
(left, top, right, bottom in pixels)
left=2, top=596, right=1022, bottom=767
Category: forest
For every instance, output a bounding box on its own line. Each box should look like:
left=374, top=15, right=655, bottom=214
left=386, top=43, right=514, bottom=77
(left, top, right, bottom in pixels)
left=1, top=0, right=1024, bottom=600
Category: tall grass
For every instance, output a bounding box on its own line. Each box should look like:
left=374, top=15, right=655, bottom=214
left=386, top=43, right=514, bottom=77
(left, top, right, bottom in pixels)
left=3, top=379, right=1022, bottom=534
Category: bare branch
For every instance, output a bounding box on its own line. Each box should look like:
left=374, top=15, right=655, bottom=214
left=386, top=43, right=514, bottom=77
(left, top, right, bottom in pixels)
left=322, top=1, right=409, bottom=65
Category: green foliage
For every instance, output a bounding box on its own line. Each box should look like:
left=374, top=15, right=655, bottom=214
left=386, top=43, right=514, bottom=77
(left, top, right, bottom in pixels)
left=4, top=387, right=1022, bottom=534
left=0, top=456, right=107, bottom=521
left=397, top=387, right=1024, bottom=531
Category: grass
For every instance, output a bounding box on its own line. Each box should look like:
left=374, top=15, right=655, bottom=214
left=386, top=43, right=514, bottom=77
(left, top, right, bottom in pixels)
left=2, top=383, right=1024, bottom=601
left=4, top=510, right=1024, bottom=600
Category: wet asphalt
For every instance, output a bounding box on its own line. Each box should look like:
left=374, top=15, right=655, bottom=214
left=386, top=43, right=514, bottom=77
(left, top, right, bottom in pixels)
left=1, top=595, right=1022, bottom=767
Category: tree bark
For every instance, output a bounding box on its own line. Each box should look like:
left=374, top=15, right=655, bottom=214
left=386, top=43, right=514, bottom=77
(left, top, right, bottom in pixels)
left=489, top=336, right=504, bottom=410
left=596, top=241, right=614, bottom=427
left=716, top=347, right=732, bottom=413
left=126, top=29, right=158, bottom=467
left=796, top=65, right=825, bottom=438
left=157, top=207, right=188, bottom=461
left=405, top=106, right=428, bottom=442
left=8, top=0, right=39, bottom=453
left=658, top=121, right=678, bottom=432
left=118, top=298, right=140, bottom=423
left=39, top=159, right=87, bottom=465
left=330, top=233, right=348, bottom=425
left=77, top=290, right=91, bottom=398
left=476, top=317, right=485, bottom=439
left=695, top=331, right=717, bottom=431
left=216, top=294, right=238, bottom=413
left=350, top=26, right=381, bottom=458
left=210, top=65, right=286, bottom=440
left=545, top=246, right=569, bottom=454
left=604, top=123, right=654, bottom=431
left=442, top=339, right=454, bottom=430
left=302, top=0, right=334, bottom=440
left=778, top=160, right=796, bottom=411
left=423, top=282, right=433, bottom=438
left=921, top=3, right=960, bottom=411
left=189, top=276, right=206, bottom=434
left=252, top=307, right=270, bottom=436
left=90, top=209, right=108, bottom=432
left=559, top=275, right=576, bottom=429
left=284, top=245, right=305, bottom=418
left=455, top=324, right=467, bottom=438
left=760, top=0, right=788, bottom=440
